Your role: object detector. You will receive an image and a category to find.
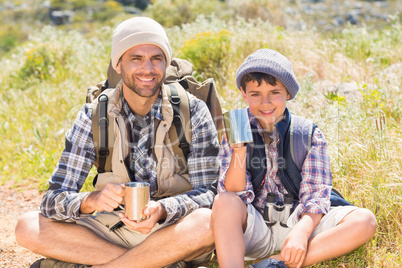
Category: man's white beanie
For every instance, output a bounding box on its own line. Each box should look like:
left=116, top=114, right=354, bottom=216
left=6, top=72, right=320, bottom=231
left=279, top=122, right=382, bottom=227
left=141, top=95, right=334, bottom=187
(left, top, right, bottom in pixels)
left=111, top=17, right=172, bottom=70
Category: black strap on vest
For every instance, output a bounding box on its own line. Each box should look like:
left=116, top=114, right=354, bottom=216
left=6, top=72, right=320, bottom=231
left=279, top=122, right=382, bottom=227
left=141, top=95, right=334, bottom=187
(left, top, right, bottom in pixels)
left=168, top=84, right=190, bottom=160
left=248, top=128, right=267, bottom=193
left=98, top=94, right=109, bottom=173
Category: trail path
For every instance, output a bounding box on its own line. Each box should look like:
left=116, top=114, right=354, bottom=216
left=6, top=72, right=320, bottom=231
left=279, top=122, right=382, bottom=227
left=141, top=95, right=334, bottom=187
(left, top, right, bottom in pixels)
left=0, top=185, right=43, bottom=268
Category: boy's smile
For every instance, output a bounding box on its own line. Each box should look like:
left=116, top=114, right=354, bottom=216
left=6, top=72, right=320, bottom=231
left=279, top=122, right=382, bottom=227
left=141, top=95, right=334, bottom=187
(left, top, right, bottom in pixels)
left=241, top=80, right=290, bottom=132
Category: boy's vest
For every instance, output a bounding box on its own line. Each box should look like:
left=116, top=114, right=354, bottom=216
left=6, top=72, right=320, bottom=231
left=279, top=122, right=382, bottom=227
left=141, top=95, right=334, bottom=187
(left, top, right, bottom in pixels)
left=247, top=108, right=351, bottom=206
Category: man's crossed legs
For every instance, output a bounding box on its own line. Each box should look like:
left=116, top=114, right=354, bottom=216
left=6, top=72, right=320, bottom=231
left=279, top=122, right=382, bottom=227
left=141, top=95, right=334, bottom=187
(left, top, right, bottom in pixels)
left=15, top=208, right=214, bottom=268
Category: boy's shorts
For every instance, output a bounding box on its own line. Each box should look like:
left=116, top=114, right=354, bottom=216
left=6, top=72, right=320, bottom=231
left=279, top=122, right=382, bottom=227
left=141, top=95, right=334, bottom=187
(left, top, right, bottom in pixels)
left=243, top=204, right=358, bottom=260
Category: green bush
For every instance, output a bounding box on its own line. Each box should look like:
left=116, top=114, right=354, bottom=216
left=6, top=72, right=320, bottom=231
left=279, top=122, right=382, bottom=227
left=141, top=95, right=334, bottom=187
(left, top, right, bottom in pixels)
left=145, top=0, right=224, bottom=27
left=91, top=1, right=124, bottom=22
left=50, top=0, right=97, bottom=10
left=177, top=30, right=232, bottom=92
left=0, top=32, right=18, bottom=54
left=18, top=44, right=58, bottom=81
left=0, top=25, right=26, bottom=57
left=222, top=0, right=287, bottom=27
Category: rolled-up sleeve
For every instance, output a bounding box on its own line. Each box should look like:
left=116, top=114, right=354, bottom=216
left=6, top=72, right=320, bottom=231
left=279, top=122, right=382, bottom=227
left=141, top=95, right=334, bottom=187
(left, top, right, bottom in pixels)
left=40, top=104, right=96, bottom=222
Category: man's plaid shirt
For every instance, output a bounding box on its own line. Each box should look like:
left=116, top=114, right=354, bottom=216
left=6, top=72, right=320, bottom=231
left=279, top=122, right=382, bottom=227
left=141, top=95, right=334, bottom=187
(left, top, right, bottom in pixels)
left=218, top=108, right=331, bottom=220
left=41, top=91, right=220, bottom=224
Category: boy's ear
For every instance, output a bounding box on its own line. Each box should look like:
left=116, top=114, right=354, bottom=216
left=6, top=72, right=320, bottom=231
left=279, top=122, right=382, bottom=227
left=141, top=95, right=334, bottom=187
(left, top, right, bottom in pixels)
left=240, top=87, right=249, bottom=104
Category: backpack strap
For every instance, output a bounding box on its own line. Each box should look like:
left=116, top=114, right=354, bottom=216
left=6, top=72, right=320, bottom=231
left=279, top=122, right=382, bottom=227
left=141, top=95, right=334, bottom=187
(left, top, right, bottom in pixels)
left=289, top=114, right=316, bottom=172
left=167, top=83, right=191, bottom=161
left=276, top=110, right=314, bottom=198
left=91, top=91, right=114, bottom=174
left=97, top=94, right=109, bottom=173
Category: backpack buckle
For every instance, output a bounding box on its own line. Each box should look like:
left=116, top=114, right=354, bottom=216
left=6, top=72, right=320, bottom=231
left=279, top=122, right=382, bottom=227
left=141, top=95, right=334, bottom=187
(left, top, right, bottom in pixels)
left=170, top=95, right=181, bottom=105
left=178, top=141, right=189, bottom=151
left=99, top=148, right=109, bottom=158
left=172, top=114, right=182, bottom=125
left=98, top=117, right=109, bottom=127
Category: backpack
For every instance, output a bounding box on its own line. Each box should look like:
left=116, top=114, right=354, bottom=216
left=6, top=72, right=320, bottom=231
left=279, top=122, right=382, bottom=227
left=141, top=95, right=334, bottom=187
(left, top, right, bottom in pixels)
left=86, top=58, right=224, bottom=175
left=248, top=109, right=351, bottom=206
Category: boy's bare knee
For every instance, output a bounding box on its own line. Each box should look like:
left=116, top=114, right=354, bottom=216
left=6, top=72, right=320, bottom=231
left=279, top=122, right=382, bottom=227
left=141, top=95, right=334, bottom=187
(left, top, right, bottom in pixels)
left=359, top=208, right=378, bottom=235
left=346, top=208, right=378, bottom=238
left=213, top=192, right=240, bottom=212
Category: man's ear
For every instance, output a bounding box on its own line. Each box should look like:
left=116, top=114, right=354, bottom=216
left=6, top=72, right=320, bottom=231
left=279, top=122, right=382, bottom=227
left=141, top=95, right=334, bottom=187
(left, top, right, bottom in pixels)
left=286, top=92, right=291, bottom=100
left=115, top=60, right=122, bottom=75
left=241, top=87, right=248, bottom=104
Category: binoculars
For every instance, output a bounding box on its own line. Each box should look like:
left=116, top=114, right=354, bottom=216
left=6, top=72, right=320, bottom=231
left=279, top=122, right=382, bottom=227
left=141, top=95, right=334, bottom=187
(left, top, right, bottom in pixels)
left=263, top=193, right=294, bottom=228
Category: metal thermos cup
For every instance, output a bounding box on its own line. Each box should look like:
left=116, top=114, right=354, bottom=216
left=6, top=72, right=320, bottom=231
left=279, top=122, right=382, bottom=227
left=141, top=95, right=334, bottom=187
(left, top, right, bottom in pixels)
left=124, top=182, right=150, bottom=222
left=223, top=109, right=253, bottom=146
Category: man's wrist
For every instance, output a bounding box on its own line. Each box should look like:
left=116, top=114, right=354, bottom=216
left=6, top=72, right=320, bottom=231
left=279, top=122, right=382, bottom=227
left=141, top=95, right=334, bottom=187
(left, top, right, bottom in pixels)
left=157, top=201, right=167, bottom=221
left=79, top=192, right=95, bottom=214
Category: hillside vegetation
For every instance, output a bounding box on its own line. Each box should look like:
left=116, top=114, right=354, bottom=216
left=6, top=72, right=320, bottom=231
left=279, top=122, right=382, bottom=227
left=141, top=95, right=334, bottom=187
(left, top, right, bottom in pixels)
left=0, top=0, right=401, bottom=267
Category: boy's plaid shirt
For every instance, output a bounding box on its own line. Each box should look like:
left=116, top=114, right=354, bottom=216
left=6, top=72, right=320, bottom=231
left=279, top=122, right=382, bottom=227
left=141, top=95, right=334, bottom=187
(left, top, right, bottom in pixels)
left=218, top=108, right=331, bottom=220
left=41, top=91, right=220, bottom=223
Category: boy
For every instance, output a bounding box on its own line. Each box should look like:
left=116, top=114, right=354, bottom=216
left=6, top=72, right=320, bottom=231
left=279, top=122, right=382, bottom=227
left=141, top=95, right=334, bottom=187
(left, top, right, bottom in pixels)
left=211, top=49, right=377, bottom=268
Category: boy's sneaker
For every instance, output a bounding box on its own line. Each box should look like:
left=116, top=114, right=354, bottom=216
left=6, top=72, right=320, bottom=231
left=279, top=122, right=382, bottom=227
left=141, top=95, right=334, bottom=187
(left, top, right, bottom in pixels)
left=249, top=258, right=288, bottom=268
left=30, top=258, right=91, bottom=268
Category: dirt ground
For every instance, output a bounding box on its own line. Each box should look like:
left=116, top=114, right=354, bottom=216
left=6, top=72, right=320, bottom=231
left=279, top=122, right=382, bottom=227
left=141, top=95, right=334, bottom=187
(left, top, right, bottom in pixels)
left=0, top=185, right=44, bottom=268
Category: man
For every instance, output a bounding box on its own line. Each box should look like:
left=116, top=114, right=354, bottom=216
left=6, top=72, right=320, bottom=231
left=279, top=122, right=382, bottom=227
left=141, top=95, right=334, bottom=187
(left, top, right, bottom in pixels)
left=15, top=17, right=219, bottom=268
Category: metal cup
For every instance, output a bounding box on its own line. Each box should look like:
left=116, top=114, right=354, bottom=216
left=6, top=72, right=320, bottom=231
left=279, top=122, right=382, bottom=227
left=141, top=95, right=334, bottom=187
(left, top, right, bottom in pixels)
left=124, top=182, right=150, bottom=222
left=223, top=109, right=253, bottom=146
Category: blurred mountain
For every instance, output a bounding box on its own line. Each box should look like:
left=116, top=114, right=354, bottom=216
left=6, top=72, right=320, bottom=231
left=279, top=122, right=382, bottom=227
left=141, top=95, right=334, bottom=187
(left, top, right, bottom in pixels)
left=0, top=0, right=400, bottom=57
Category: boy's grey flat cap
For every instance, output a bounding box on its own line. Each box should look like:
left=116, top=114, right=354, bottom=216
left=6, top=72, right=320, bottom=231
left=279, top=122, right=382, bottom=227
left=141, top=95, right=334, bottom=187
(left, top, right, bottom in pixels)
left=236, top=49, right=299, bottom=100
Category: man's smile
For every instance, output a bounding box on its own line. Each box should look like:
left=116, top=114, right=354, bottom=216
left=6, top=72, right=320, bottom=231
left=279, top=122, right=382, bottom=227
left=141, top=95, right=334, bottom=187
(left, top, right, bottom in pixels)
left=137, top=77, right=155, bottom=82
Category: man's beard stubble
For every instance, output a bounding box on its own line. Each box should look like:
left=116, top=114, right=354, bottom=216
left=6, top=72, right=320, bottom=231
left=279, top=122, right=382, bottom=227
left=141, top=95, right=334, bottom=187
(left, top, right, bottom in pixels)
left=120, top=67, right=164, bottom=98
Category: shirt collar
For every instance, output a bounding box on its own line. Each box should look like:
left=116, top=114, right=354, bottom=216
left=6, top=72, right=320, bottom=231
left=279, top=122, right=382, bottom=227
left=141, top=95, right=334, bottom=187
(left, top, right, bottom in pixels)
left=121, top=90, right=163, bottom=122
left=246, top=107, right=280, bottom=140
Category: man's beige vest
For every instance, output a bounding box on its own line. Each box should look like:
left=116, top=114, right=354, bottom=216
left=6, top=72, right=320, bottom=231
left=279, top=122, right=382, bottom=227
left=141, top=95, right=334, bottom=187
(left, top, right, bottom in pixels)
left=92, top=81, right=193, bottom=198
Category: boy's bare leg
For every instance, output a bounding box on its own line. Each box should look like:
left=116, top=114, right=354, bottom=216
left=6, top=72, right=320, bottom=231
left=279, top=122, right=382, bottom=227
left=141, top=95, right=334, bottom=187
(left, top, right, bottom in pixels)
left=271, top=208, right=377, bottom=268
left=15, top=211, right=127, bottom=265
left=16, top=208, right=214, bottom=267
left=212, top=192, right=248, bottom=268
